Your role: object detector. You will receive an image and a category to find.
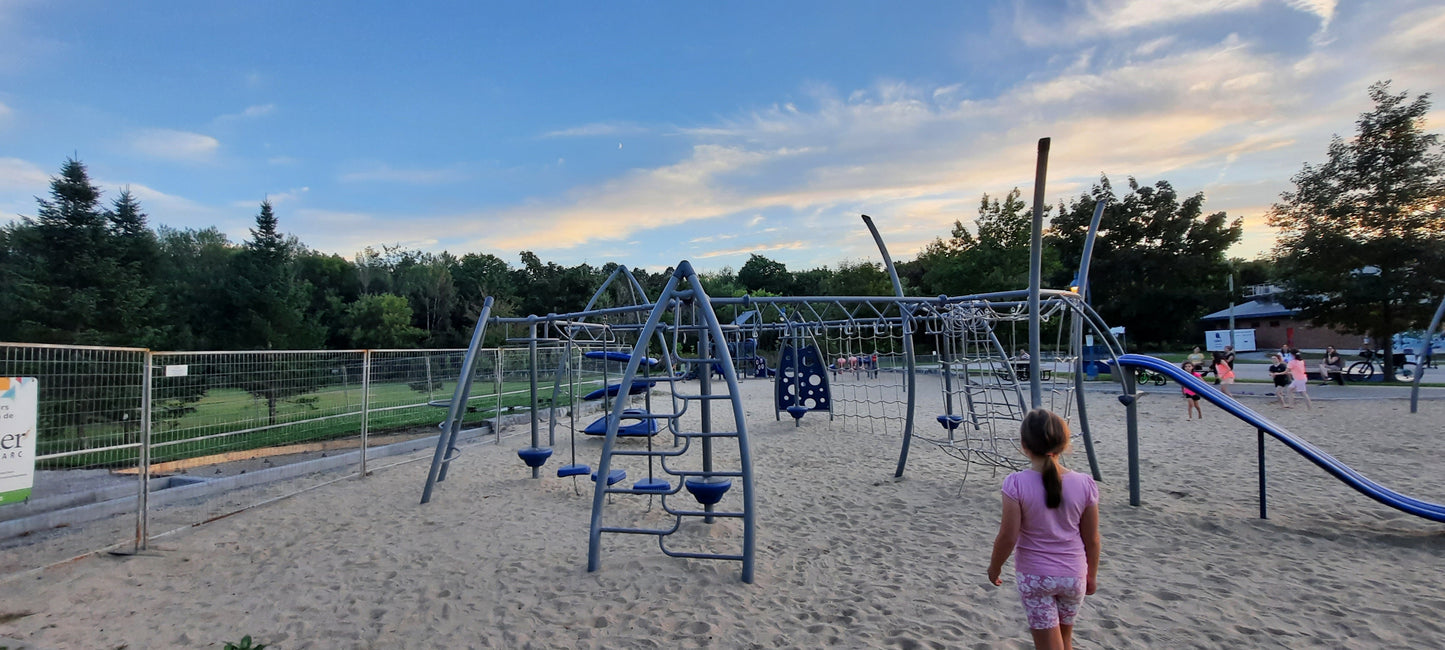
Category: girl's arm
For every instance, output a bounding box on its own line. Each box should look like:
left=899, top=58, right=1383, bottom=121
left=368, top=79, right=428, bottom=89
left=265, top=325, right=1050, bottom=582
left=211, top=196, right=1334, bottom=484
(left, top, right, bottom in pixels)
left=987, top=496, right=1021, bottom=586
left=1080, top=503, right=1101, bottom=595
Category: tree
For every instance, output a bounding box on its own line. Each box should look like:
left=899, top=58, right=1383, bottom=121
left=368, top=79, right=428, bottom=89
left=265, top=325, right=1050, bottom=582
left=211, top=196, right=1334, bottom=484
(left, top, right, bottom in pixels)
left=153, top=226, right=238, bottom=349
left=11, top=159, right=110, bottom=343
left=227, top=202, right=325, bottom=424
left=1268, top=81, right=1445, bottom=379
left=737, top=254, right=792, bottom=294
left=101, top=189, right=161, bottom=346
left=903, top=188, right=1056, bottom=298
left=345, top=293, right=425, bottom=348
left=227, top=201, right=322, bottom=350
left=823, top=260, right=892, bottom=296
left=1049, top=176, right=1243, bottom=348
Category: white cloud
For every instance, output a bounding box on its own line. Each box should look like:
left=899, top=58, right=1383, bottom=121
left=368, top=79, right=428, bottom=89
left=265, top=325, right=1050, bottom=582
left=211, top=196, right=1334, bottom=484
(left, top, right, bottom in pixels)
left=0, top=157, right=48, bottom=192
left=217, top=104, right=276, bottom=121
left=542, top=122, right=648, bottom=138
left=1013, top=0, right=1338, bottom=46
left=1382, top=5, right=1445, bottom=55
left=0, top=100, right=11, bottom=123
left=338, top=163, right=470, bottom=185
left=1281, top=0, right=1336, bottom=29
left=0, top=157, right=51, bottom=221
left=230, top=186, right=309, bottom=208
left=99, top=181, right=234, bottom=232
left=430, top=32, right=1378, bottom=264
left=697, top=240, right=810, bottom=259
left=128, top=128, right=220, bottom=162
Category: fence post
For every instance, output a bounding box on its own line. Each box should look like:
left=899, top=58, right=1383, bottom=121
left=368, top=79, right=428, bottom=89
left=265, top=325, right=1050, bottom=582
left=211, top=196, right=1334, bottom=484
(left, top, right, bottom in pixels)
left=361, top=350, right=371, bottom=477
left=136, top=351, right=152, bottom=551
left=1258, top=428, right=1268, bottom=519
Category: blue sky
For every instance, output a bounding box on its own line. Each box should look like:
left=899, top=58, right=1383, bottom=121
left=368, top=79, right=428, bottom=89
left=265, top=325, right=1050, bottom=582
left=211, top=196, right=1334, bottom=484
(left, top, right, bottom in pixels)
left=2, top=0, right=1442, bottom=272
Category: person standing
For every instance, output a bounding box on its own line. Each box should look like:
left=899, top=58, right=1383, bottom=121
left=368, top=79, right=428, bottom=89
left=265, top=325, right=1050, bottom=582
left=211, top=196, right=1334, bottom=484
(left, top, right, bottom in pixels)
left=1181, top=362, right=1204, bottom=419
left=1268, top=354, right=1291, bottom=408
left=1215, top=355, right=1235, bottom=397
left=1287, top=352, right=1313, bottom=409
left=1187, top=346, right=1206, bottom=369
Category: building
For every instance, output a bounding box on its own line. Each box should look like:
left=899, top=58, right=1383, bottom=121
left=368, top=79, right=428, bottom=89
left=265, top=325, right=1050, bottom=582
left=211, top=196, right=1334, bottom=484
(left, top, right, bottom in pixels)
left=1199, top=285, right=1359, bottom=351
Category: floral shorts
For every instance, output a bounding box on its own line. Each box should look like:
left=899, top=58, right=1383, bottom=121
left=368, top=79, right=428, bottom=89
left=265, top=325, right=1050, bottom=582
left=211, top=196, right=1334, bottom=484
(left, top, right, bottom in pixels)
left=1016, top=572, right=1087, bottom=629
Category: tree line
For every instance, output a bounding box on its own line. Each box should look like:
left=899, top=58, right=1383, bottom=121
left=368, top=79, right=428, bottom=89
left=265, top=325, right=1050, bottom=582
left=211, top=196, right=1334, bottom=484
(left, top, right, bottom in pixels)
left=2, top=81, right=1440, bottom=358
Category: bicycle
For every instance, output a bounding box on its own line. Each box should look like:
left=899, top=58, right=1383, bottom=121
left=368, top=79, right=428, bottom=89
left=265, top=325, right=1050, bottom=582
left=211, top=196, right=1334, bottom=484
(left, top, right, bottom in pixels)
left=1345, top=349, right=1417, bottom=382
left=1133, top=367, right=1167, bottom=386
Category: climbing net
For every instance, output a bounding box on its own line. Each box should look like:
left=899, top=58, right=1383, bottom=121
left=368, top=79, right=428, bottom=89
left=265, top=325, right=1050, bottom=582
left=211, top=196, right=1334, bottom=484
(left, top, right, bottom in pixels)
left=918, top=298, right=1079, bottom=471
left=820, top=314, right=909, bottom=436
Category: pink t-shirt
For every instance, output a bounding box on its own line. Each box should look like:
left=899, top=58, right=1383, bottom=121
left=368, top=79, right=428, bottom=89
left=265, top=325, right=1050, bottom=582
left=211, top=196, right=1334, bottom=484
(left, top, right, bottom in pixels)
left=1288, top=359, right=1307, bottom=381
left=1001, top=468, right=1099, bottom=577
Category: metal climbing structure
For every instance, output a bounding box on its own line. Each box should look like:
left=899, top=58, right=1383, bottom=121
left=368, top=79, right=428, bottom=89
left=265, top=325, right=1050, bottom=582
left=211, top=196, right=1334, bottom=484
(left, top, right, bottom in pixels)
left=586, top=261, right=756, bottom=582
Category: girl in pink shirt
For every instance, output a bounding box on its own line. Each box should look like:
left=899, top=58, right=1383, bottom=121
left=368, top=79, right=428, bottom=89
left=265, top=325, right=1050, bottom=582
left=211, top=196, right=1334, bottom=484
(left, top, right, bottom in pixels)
left=988, top=409, right=1102, bottom=649
left=1286, top=352, right=1312, bottom=410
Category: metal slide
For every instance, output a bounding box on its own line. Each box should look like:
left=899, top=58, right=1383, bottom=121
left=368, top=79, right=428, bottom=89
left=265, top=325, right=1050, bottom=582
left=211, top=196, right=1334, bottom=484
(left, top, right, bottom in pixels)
left=1116, top=354, right=1445, bottom=523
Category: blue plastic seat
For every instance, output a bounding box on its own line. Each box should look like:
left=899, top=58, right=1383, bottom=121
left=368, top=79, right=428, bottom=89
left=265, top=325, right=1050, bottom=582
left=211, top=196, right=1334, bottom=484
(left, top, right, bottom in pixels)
left=583, top=351, right=660, bottom=366
left=582, top=380, right=657, bottom=401
left=557, top=463, right=590, bottom=478
left=633, top=477, right=671, bottom=493
left=936, top=414, right=964, bottom=430
left=592, top=469, right=627, bottom=486
left=517, top=447, right=553, bottom=468
left=785, top=405, right=810, bottom=421
left=685, top=477, right=732, bottom=505
left=582, top=410, right=659, bottom=437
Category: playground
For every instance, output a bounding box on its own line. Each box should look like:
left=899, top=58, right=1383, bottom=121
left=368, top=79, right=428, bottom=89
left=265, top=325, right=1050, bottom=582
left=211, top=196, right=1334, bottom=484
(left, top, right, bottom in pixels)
left=1, top=375, right=1442, bottom=648
left=3, top=145, right=1442, bottom=647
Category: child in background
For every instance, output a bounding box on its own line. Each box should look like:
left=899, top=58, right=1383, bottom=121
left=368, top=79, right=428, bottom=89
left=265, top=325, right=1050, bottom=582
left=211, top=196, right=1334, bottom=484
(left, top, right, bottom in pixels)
left=989, top=410, right=1101, bottom=650
left=1268, top=354, right=1291, bottom=408
left=1215, top=355, right=1235, bottom=397
left=1181, top=362, right=1204, bottom=419
left=1287, top=352, right=1312, bottom=410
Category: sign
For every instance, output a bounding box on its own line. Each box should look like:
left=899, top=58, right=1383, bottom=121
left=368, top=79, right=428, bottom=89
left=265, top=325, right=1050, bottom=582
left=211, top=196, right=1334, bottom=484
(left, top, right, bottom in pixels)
left=165, top=364, right=189, bottom=377
left=1206, top=329, right=1256, bottom=352
left=0, top=377, right=39, bottom=506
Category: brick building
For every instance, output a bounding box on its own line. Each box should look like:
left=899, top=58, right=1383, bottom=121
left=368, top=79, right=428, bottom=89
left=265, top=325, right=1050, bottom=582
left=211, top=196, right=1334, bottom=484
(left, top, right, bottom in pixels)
left=1199, top=285, right=1358, bottom=351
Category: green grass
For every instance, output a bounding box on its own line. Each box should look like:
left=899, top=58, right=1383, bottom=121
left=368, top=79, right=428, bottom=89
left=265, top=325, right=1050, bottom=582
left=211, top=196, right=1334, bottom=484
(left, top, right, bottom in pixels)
left=37, top=376, right=608, bottom=469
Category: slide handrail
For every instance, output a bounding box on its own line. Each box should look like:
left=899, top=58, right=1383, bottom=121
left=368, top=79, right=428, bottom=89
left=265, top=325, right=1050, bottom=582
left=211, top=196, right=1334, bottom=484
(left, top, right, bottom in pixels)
left=1116, top=354, right=1445, bottom=522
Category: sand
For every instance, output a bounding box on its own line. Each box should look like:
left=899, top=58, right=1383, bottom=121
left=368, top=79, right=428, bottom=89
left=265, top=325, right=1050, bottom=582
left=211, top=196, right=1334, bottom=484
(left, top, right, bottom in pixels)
left=1, top=376, right=1443, bottom=649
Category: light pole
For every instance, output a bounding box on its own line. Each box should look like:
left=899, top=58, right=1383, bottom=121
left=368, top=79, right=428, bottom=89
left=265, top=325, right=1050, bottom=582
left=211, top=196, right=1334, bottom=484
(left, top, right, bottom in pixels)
left=1227, top=267, right=1237, bottom=352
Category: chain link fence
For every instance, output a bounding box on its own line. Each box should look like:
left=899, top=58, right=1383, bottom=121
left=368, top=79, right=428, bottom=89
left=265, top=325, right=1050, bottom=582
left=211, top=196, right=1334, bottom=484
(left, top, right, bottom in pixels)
left=1, top=342, right=583, bottom=575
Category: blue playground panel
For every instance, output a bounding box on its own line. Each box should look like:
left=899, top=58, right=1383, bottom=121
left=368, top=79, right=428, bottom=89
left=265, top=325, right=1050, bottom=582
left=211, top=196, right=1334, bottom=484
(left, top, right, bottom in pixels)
left=584, top=351, right=660, bottom=366
left=775, top=344, right=831, bottom=414
left=583, top=409, right=660, bottom=437
left=583, top=380, right=657, bottom=401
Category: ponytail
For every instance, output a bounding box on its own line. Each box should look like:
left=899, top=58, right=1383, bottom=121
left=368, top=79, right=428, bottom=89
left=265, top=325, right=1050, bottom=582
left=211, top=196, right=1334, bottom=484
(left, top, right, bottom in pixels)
left=1019, top=409, right=1070, bottom=509
left=1040, top=455, right=1062, bottom=508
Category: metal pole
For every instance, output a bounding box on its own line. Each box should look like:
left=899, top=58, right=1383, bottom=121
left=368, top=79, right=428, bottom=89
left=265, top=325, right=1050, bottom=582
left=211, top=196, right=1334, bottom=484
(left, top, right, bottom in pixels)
left=1411, top=295, right=1445, bottom=413
left=861, top=215, right=917, bottom=479
left=1125, top=372, right=1141, bottom=507
left=360, top=350, right=371, bottom=477
left=495, top=349, right=503, bottom=445
left=699, top=307, right=716, bottom=523
left=135, top=351, right=152, bottom=551
left=528, top=318, right=541, bottom=479
left=1258, top=428, right=1268, bottom=519
left=1028, top=137, right=1050, bottom=409
left=1228, top=271, right=1237, bottom=351
left=1074, top=199, right=1107, bottom=482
